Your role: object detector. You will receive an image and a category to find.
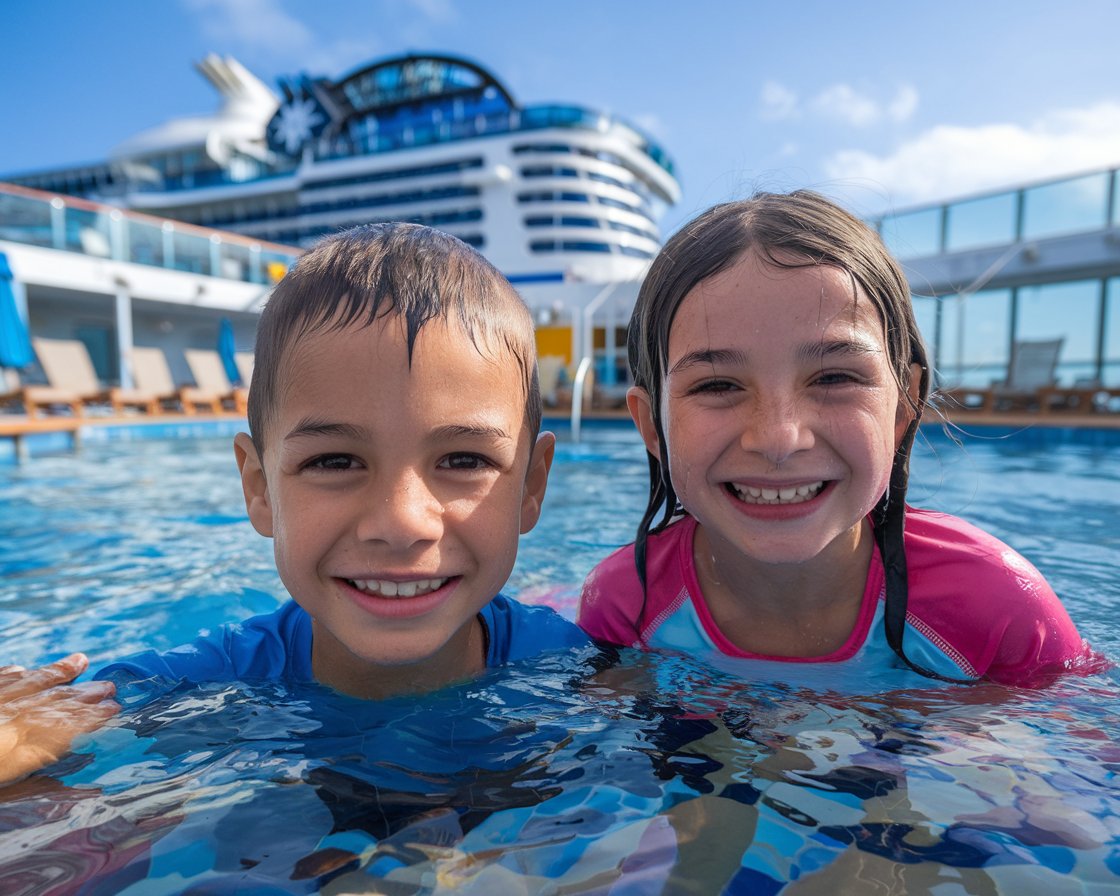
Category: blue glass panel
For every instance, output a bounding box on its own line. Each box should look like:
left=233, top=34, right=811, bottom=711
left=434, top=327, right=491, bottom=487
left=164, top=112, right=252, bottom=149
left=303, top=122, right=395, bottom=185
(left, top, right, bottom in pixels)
left=1104, top=278, right=1120, bottom=386
left=1022, top=173, right=1109, bottom=239
left=0, top=191, right=53, bottom=248
left=939, top=288, right=1011, bottom=387
left=1016, top=280, right=1099, bottom=387
left=878, top=207, right=942, bottom=258
left=945, top=193, right=1017, bottom=251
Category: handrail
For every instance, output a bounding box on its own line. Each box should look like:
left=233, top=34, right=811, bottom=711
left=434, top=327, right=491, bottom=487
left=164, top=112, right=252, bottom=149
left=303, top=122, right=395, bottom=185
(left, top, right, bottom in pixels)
left=570, top=356, right=593, bottom=443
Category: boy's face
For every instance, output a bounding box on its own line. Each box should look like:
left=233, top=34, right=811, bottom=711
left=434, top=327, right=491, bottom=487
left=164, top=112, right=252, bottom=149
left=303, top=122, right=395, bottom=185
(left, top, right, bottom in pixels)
left=234, top=315, right=553, bottom=699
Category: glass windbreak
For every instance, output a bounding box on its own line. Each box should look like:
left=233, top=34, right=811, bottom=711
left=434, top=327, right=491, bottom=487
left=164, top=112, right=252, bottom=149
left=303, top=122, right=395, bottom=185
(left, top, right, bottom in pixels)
left=911, top=294, right=940, bottom=370
left=1016, top=280, right=1100, bottom=386
left=126, top=219, right=166, bottom=267
left=945, top=193, right=1017, bottom=251
left=169, top=231, right=212, bottom=275
left=1022, top=173, right=1110, bottom=240
left=64, top=206, right=114, bottom=257
left=878, top=207, right=942, bottom=258
left=1105, top=278, right=1120, bottom=386
left=938, top=288, right=1011, bottom=387
left=0, top=192, right=52, bottom=247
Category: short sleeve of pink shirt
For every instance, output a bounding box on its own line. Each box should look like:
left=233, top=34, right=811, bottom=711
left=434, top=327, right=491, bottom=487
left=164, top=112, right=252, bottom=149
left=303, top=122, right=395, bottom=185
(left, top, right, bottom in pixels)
left=577, top=509, right=1098, bottom=687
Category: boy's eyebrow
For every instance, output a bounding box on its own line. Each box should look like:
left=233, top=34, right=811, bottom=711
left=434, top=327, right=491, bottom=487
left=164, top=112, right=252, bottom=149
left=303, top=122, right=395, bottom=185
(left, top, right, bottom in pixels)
left=283, top=420, right=515, bottom=443
left=283, top=419, right=368, bottom=442
left=431, top=423, right=515, bottom=442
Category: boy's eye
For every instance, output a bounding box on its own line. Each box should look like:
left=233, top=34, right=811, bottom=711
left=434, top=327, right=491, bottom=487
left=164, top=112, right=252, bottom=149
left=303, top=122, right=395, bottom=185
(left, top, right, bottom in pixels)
left=439, top=453, right=493, bottom=471
left=304, top=453, right=360, bottom=471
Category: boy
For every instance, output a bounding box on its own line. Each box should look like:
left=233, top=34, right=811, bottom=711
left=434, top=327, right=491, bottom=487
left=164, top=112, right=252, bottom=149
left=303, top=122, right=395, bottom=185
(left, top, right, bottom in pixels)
left=3, top=223, right=586, bottom=782
left=97, top=222, right=588, bottom=699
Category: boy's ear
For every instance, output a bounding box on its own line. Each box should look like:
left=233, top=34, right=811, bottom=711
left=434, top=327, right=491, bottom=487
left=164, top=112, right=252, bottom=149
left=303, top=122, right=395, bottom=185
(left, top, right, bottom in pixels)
left=895, top=363, right=924, bottom=446
left=234, top=432, right=274, bottom=537
left=519, top=431, right=555, bottom=534
left=626, top=386, right=661, bottom=459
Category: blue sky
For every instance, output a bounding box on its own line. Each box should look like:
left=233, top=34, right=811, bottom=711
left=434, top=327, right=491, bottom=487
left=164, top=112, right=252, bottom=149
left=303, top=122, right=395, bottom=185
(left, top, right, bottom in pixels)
left=3, top=0, right=1119, bottom=232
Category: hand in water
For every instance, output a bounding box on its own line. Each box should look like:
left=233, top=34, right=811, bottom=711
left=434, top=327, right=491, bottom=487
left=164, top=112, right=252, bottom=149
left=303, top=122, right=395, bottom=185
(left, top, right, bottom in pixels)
left=0, top=653, right=119, bottom=786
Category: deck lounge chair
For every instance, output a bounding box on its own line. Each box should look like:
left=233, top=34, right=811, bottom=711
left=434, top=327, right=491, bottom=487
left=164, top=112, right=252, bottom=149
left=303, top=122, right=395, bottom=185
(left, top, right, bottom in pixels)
left=184, top=348, right=249, bottom=415
left=131, top=346, right=228, bottom=415
left=234, top=351, right=254, bottom=389
left=942, top=337, right=1064, bottom=413
left=0, top=338, right=162, bottom=417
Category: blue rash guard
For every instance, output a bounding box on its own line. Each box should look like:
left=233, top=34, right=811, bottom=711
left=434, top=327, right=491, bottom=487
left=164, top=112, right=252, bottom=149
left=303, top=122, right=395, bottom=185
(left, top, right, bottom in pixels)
left=96, top=595, right=590, bottom=688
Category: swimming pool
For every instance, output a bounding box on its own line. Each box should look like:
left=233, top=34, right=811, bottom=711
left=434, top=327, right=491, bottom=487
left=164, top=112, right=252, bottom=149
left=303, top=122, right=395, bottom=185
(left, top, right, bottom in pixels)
left=1, top=419, right=1118, bottom=893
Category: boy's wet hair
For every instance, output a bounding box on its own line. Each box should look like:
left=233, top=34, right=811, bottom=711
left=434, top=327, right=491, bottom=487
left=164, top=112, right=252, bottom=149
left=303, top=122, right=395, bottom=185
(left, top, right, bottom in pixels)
left=628, top=189, right=952, bottom=681
left=248, top=223, right=541, bottom=452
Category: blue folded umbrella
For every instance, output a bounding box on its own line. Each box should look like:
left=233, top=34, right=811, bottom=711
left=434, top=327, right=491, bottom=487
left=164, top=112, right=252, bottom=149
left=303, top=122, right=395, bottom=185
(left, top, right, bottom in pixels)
left=218, top=317, right=240, bottom=385
left=0, top=253, right=34, bottom=370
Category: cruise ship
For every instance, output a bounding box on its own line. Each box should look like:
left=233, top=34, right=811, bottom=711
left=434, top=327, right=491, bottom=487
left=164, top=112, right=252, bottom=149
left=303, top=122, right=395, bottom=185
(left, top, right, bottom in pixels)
left=9, top=52, right=680, bottom=299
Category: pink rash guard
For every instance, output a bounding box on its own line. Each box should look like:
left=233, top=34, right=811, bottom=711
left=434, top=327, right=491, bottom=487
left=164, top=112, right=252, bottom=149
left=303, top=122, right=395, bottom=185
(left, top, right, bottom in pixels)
left=578, top=508, right=1096, bottom=688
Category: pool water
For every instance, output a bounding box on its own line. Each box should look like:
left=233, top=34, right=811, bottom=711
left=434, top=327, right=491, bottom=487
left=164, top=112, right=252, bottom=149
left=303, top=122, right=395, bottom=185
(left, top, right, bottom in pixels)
left=1, top=420, right=1118, bottom=894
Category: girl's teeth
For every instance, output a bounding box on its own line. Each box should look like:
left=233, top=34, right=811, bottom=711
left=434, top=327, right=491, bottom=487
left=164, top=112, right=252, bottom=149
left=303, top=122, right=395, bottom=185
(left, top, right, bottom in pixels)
left=732, top=482, right=824, bottom=505
left=349, top=578, right=447, bottom=598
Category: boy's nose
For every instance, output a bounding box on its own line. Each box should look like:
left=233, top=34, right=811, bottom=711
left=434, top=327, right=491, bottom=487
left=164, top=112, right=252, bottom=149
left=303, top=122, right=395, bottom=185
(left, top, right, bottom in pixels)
left=739, top=394, right=815, bottom=466
left=356, top=470, right=443, bottom=548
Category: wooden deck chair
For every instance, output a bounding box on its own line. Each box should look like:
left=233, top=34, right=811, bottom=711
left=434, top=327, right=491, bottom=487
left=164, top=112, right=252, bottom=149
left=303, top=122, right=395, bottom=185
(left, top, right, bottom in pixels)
left=131, top=346, right=220, bottom=415
left=234, top=351, right=254, bottom=389
left=943, top=338, right=1064, bottom=413
left=184, top=348, right=249, bottom=415
left=2, top=337, right=160, bottom=417
left=537, top=355, right=565, bottom=407
left=0, top=365, right=84, bottom=418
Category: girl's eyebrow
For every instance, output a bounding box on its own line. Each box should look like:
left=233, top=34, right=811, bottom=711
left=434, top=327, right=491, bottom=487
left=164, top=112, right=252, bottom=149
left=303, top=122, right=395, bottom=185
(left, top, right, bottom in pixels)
left=669, top=338, right=880, bottom=375
left=668, top=348, right=745, bottom=375
left=798, top=338, right=882, bottom=361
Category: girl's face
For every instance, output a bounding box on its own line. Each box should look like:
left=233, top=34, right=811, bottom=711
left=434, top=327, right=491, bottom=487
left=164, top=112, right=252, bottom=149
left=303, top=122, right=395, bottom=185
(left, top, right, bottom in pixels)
left=628, top=249, right=918, bottom=574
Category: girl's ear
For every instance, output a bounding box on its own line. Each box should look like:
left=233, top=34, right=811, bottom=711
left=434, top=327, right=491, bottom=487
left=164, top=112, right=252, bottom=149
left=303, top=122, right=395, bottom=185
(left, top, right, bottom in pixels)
left=895, top=363, right=924, bottom=446
left=520, top=431, right=555, bottom=534
left=627, top=386, right=661, bottom=458
left=234, top=432, right=274, bottom=537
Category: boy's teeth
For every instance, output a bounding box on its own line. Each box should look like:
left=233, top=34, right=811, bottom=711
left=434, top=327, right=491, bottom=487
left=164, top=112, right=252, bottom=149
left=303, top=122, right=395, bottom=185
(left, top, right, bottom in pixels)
left=731, top=481, right=824, bottom=505
left=348, top=577, right=448, bottom=598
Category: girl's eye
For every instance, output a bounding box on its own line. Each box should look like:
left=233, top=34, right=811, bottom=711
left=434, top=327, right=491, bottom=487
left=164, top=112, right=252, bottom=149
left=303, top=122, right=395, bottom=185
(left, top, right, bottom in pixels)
left=305, top=454, right=359, bottom=471
left=689, top=379, right=737, bottom=395
left=439, top=453, right=492, bottom=471
left=813, top=371, right=861, bottom=387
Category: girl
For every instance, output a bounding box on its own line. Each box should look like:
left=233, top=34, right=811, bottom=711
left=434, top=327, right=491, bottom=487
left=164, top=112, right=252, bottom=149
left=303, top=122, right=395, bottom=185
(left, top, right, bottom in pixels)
left=578, top=190, right=1098, bottom=687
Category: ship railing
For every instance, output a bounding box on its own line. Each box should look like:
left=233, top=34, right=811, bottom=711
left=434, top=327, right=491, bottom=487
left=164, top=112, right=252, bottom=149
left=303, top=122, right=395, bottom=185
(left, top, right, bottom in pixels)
left=0, top=181, right=302, bottom=284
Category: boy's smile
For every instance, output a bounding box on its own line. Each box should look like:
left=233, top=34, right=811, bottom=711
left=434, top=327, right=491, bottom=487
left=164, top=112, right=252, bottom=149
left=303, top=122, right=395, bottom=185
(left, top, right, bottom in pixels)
left=235, top=315, right=553, bottom=699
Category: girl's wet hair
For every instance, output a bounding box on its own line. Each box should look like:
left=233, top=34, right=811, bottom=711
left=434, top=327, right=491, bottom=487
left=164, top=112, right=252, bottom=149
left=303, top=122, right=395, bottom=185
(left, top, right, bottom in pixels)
left=629, top=189, right=957, bottom=682
left=248, top=222, right=541, bottom=452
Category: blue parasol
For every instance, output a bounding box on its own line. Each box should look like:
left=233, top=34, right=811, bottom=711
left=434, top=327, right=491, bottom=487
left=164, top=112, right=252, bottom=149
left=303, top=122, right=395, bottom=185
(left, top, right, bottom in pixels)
left=217, top=317, right=240, bottom=385
left=0, top=253, right=33, bottom=369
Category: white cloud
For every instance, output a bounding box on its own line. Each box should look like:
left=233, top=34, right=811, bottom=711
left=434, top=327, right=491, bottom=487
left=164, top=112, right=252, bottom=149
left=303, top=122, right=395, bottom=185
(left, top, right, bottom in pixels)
left=182, top=0, right=314, bottom=55
left=888, top=85, right=919, bottom=123
left=760, top=80, right=799, bottom=120
left=813, top=84, right=880, bottom=126
left=824, top=101, right=1120, bottom=204
left=631, top=112, right=669, bottom=141
left=763, top=81, right=918, bottom=128
left=406, top=0, right=459, bottom=24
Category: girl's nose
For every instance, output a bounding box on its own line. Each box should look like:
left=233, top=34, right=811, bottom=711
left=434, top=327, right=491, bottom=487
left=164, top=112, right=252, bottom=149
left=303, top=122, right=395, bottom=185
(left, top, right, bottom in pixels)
left=739, top=394, right=814, bottom=466
left=356, top=469, right=443, bottom=548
